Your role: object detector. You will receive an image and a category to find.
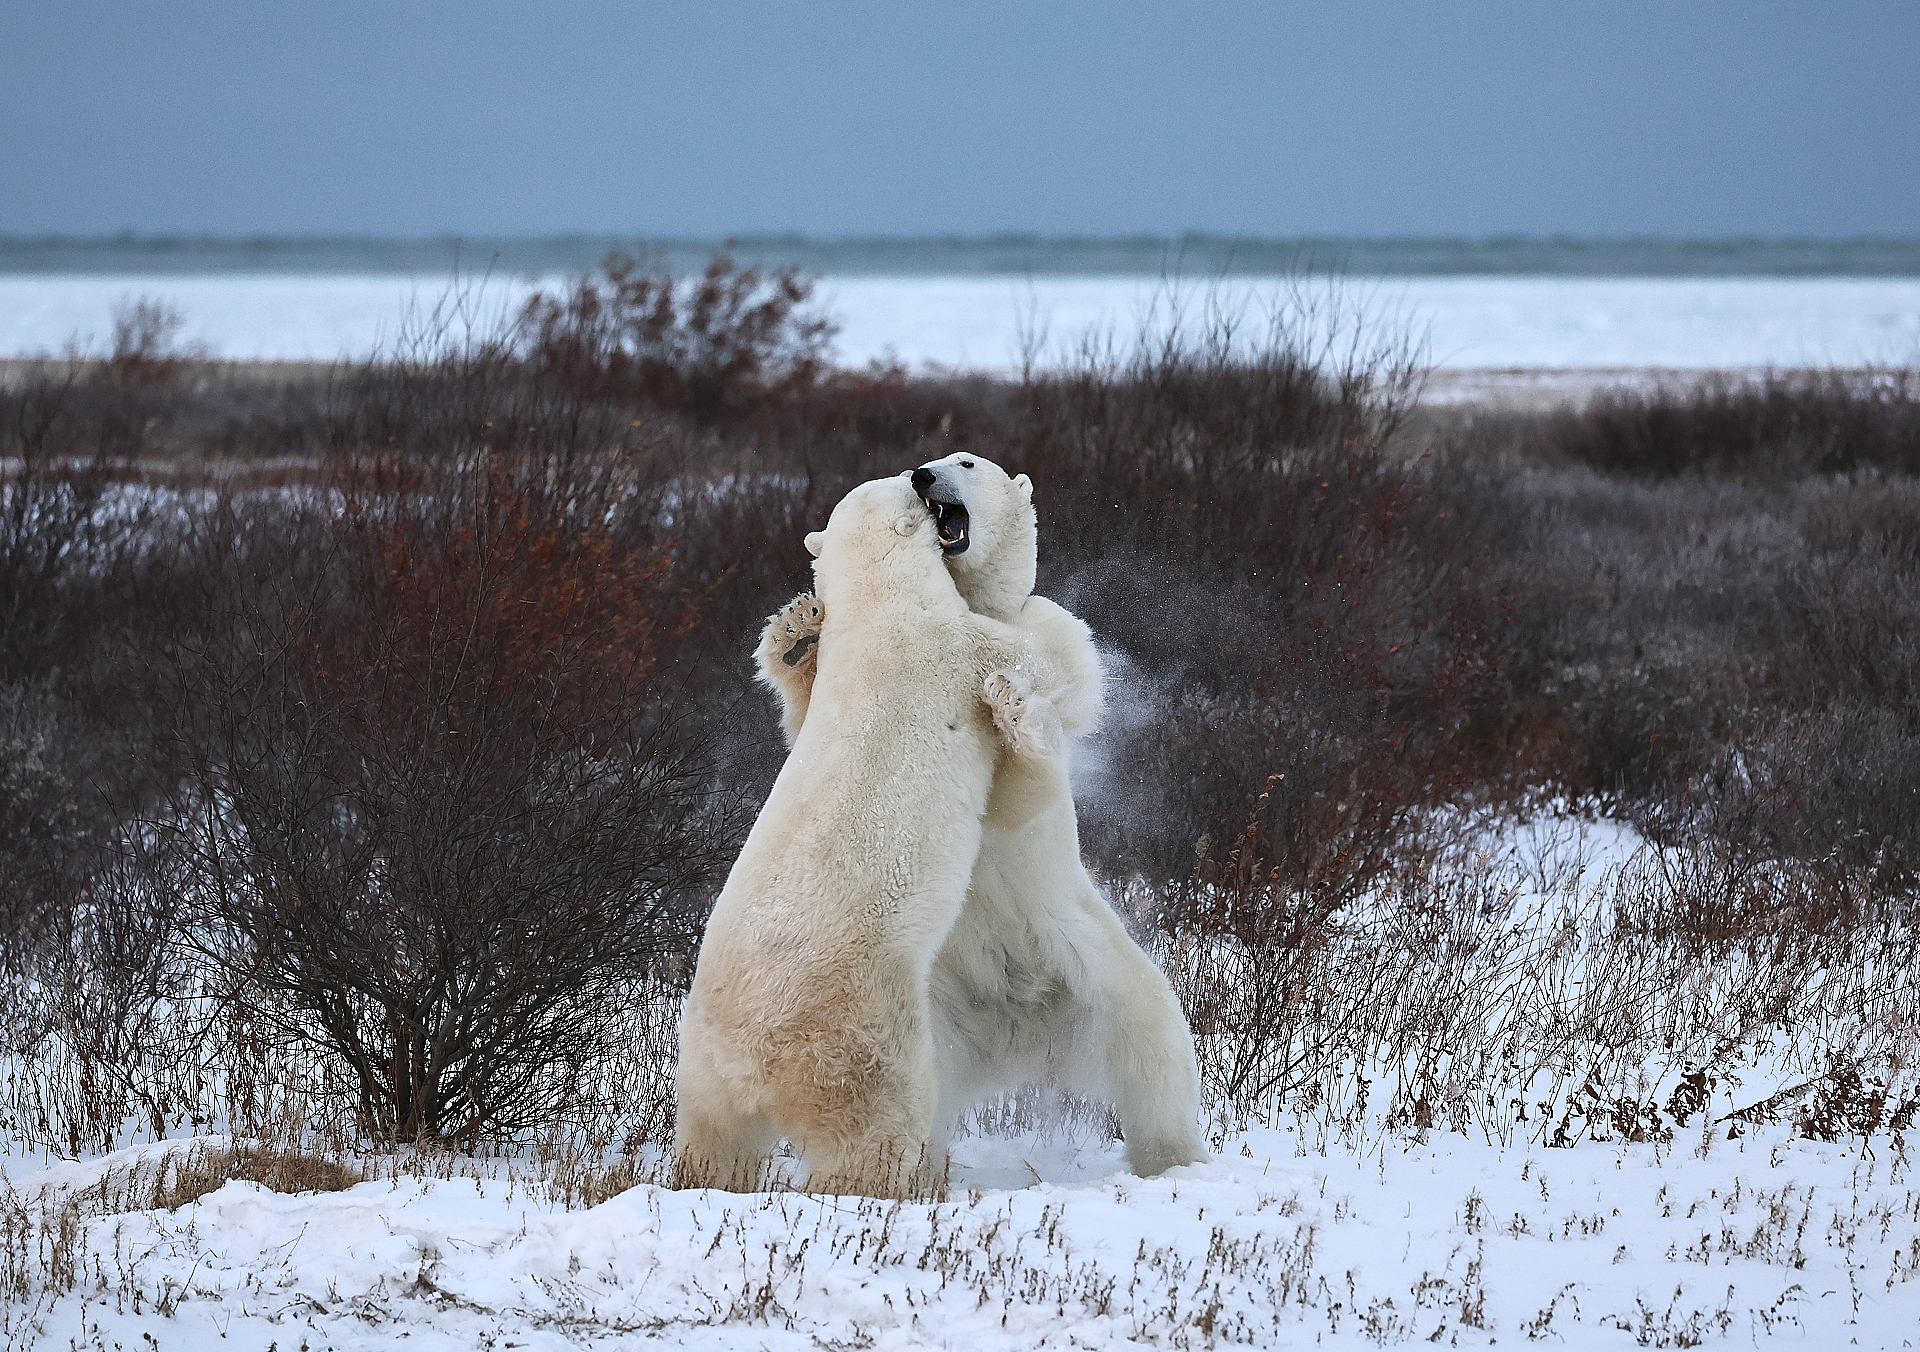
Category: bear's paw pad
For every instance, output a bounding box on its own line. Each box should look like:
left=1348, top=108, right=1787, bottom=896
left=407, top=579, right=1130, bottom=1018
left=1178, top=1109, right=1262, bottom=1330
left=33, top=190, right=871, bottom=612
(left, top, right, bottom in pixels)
left=983, top=669, right=1034, bottom=744
left=773, top=593, right=826, bottom=668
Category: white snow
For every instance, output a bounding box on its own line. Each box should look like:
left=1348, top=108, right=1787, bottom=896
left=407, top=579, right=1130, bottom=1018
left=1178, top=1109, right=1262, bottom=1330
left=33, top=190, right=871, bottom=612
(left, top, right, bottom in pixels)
left=4, top=811, right=1915, bottom=1348
left=4, top=1122, right=1916, bottom=1349
left=3, top=274, right=1918, bottom=371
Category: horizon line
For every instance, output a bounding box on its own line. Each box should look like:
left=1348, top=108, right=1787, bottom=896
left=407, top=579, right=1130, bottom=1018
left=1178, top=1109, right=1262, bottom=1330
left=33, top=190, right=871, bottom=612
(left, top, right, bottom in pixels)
left=6, top=229, right=1920, bottom=245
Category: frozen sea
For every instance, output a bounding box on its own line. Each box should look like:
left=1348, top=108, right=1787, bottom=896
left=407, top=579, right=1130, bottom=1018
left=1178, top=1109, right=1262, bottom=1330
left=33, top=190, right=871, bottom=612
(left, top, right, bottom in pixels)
left=4, top=235, right=1918, bottom=371
left=5, top=272, right=1920, bottom=372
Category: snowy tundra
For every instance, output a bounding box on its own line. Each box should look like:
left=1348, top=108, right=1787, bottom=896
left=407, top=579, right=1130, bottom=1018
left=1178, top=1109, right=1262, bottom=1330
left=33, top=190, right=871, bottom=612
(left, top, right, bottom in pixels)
left=3, top=1118, right=1916, bottom=1350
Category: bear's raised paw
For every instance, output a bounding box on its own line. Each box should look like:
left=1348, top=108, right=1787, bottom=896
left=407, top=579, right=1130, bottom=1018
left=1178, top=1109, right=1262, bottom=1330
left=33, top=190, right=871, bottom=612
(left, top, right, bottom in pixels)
left=772, top=593, right=825, bottom=670
left=983, top=669, right=1042, bottom=751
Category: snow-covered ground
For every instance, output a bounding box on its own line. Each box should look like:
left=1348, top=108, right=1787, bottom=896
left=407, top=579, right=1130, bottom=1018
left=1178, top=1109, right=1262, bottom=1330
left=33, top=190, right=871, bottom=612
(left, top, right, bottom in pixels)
left=4, top=812, right=1913, bottom=1348
left=3, top=273, right=1918, bottom=371
left=4, top=1120, right=1915, bottom=1349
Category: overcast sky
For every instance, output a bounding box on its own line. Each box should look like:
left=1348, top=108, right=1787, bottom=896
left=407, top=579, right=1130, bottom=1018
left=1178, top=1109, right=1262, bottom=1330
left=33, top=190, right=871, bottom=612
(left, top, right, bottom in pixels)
left=3, top=0, right=1916, bottom=239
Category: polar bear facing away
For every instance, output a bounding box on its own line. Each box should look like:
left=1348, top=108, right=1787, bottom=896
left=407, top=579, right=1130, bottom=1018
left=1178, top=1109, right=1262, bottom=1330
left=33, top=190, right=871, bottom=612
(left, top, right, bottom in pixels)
left=758, top=453, right=1206, bottom=1178
left=673, top=474, right=1064, bottom=1198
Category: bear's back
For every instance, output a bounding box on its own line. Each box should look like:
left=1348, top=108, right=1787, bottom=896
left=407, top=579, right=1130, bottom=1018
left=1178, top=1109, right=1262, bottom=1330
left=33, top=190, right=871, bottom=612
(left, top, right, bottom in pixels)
left=782, top=605, right=1009, bottom=831
left=706, top=604, right=1022, bottom=968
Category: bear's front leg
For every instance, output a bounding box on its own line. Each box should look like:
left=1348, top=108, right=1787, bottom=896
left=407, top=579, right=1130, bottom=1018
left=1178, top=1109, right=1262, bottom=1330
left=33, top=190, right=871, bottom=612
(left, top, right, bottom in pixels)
left=981, top=668, right=1069, bottom=831
left=754, top=592, right=826, bottom=745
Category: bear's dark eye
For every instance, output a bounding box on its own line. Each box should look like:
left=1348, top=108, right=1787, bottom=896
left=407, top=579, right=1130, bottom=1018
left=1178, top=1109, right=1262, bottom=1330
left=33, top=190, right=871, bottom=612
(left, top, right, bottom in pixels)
left=960, top=460, right=975, bottom=468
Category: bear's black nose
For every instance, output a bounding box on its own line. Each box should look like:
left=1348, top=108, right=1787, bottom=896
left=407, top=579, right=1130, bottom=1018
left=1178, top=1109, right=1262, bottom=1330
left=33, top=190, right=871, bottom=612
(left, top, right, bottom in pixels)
left=910, top=467, right=935, bottom=495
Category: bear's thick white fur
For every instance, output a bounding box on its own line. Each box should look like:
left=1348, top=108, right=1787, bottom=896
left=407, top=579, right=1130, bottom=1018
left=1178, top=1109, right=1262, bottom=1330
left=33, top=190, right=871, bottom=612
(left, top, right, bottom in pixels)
left=757, top=453, right=1206, bottom=1178
left=673, top=474, right=1064, bottom=1198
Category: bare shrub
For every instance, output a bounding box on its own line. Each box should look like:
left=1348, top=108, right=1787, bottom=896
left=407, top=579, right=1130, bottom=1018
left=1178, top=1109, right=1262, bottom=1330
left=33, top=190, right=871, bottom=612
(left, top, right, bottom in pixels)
left=516, top=249, right=837, bottom=421
left=141, top=451, right=734, bottom=1145
left=107, top=296, right=203, bottom=384
left=1163, top=823, right=1918, bottom=1148
left=0, top=682, right=105, bottom=964
left=1543, top=369, right=1920, bottom=480
left=1429, top=407, right=1920, bottom=879
left=995, top=295, right=1513, bottom=902
left=150, top=1141, right=363, bottom=1207
left=0, top=376, right=139, bottom=679
left=0, top=376, right=165, bottom=970
left=319, top=313, right=637, bottom=462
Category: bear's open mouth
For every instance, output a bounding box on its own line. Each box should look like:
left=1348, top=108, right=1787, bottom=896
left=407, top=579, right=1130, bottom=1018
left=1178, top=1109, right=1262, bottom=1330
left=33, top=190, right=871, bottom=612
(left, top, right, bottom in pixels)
left=922, top=493, right=970, bottom=555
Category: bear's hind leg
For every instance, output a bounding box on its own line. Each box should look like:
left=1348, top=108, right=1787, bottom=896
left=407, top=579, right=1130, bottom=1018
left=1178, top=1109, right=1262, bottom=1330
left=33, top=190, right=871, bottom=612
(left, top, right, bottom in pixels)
left=1041, top=888, right=1207, bottom=1176
left=792, top=1023, right=945, bottom=1199
left=1093, top=946, right=1208, bottom=1176
left=671, top=1102, right=778, bottom=1192
left=805, top=1129, right=946, bottom=1199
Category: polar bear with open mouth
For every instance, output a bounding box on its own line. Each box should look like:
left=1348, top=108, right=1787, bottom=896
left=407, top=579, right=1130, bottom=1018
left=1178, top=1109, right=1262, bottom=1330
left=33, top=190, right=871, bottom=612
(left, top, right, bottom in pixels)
left=756, top=453, right=1206, bottom=1180
left=673, top=472, right=1069, bottom=1198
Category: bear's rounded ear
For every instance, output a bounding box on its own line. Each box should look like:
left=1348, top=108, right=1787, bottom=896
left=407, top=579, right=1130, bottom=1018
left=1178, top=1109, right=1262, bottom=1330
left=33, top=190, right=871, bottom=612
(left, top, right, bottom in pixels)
left=893, top=509, right=923, bottom=537
left=804, top=531, right=825, bottom=558
left=1014, top=473, right=1033, bottom=503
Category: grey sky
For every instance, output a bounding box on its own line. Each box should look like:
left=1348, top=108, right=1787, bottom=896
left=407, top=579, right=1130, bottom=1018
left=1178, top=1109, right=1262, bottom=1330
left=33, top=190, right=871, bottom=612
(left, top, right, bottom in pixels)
left=3, top=0, right=1916, bottom=238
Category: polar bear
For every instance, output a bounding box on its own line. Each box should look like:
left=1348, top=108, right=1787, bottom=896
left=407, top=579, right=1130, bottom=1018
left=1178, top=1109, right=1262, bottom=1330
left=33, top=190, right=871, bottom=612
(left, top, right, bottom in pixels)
left=673, top=473, right=1068, bottom=1198
left=756, top=453, right=1206, bottom=1177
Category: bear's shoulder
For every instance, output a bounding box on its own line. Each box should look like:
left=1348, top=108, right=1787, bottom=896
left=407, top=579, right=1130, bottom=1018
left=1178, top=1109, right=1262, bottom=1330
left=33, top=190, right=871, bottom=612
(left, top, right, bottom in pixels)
left=1017, top=595, right=1094, bottom=644
left=1014, top=595, right=1104, bottom=735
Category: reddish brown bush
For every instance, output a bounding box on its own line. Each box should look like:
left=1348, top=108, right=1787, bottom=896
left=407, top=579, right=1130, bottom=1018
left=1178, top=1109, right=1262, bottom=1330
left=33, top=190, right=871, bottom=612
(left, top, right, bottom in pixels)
left=143, top=452, right=732, bottom=1144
